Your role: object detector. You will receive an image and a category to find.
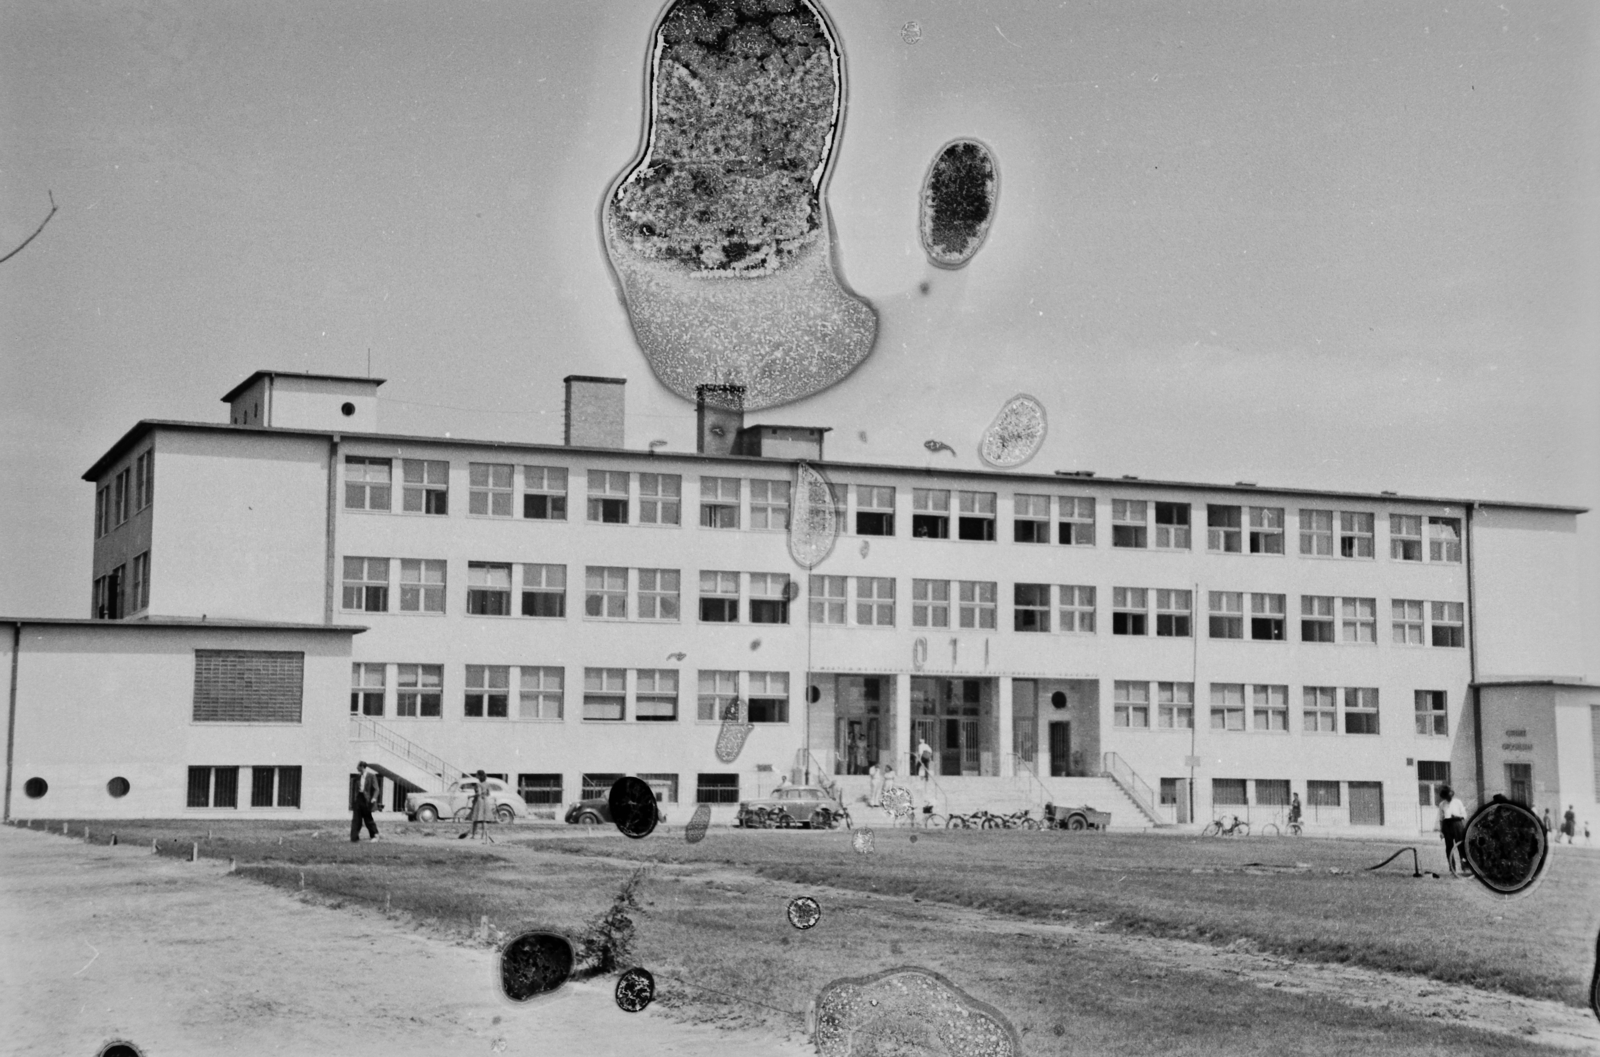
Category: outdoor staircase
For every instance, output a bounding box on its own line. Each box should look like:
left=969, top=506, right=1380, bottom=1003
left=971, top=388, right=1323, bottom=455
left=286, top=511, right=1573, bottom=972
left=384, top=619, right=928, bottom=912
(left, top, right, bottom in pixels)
left=348, top=717, right=465, bottom=797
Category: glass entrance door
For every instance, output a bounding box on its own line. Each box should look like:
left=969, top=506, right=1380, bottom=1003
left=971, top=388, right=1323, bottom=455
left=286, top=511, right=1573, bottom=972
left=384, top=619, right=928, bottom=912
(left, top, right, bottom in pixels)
left=1049, top=721, right=1071, bottom=777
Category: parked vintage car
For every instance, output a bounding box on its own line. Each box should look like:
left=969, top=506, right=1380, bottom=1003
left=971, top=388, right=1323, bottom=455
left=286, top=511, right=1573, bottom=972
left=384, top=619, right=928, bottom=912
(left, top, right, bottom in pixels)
left=405, top=777, right=523, bottom=824
left=563, top=797, right=667, bottom=826
left=1043, top=802, right=1112, bottom=831
left=736, top=785, right=847, bottom=829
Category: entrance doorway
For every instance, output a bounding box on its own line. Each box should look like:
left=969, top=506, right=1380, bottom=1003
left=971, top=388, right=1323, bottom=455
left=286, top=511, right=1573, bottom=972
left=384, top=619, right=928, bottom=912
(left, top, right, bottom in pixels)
left=910, top=677, right=992, bottom=777
left=1505, top=763, right=1532, bottom=806
left=1048, top=721, right=1071, bottom=777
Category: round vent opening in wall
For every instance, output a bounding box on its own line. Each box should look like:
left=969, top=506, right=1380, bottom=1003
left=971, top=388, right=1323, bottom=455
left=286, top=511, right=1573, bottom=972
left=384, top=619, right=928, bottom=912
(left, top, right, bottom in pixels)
left=340, top=402, right=356, bottom=416
left=1051, top=691, right=1067, bottom=710
left=108, top=776, right=131, bottom=798
left=23, top=777, right=47, bottom=799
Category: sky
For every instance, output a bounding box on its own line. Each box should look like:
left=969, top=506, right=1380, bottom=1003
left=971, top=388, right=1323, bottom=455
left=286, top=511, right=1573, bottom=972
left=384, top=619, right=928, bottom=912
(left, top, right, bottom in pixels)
left=2, top=0, right=1596, bottom=677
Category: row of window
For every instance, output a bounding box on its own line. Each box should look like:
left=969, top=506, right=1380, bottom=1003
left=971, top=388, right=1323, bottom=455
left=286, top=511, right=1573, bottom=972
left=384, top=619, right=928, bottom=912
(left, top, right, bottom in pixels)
left=340, top=557, right=1467, bottom=646
left=1192, top=778, right=1384, bottom=816
left=1111, top=681, right=1449, bottom=736
left=349, top=663, right=791, bottom=723
left=473, top=772, right=741, bottom=806
left=94, top=450, right=155, bottom=538
left=92, top=551, right=151, bottom=620
left=339, top=458, right=1465, bottom=562
left=186, top=765, right=302, bottom=808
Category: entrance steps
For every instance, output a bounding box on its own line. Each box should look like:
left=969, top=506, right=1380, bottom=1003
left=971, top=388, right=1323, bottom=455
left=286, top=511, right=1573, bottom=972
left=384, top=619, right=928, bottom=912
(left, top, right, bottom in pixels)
left=826, top=774, right=1156, bottom=830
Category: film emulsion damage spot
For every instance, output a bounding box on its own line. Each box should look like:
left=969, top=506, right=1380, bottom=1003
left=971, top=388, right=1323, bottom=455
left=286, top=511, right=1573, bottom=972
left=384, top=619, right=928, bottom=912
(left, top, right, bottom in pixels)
left=685, top=802, right=712, bottom=843
left=499, top=931, right=575, bottom=1001
left=920, top=139, right=998, bottom=269
left=880, top=786, right=913, bottom=818
left=715, top=699, right=754, bottom=763
left=615, top=967, right=657, bottom=1013
left=979, top=395, right=1046, bottom=469
left=852, top=828, right=875, bottom=854
left=789, top=461, right=840, bottom=568
left=608, top=776, right=661, bottom=839
left=97, top=1043, right=145, bottom=1057
left=1462, top=797, right=1549, bottom=896
left=814, top=966, right=1021, bottom=1057
left=787, top=895, right=822, bottom=930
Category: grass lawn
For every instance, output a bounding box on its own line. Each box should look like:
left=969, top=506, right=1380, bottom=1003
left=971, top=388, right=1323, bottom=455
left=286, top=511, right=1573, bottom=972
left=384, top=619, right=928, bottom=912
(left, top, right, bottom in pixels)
left=20, top=818, right=1595, bottom=1057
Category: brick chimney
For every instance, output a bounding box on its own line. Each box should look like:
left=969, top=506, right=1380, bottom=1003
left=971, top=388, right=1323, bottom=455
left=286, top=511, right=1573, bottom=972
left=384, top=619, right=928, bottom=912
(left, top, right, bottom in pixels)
left=696, top=384, right=746, bottom=456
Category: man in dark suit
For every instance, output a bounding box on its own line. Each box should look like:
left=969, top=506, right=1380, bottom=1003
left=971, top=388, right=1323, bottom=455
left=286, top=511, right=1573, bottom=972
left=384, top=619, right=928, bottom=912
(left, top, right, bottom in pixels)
left=351, top=761, right=382, bottom=842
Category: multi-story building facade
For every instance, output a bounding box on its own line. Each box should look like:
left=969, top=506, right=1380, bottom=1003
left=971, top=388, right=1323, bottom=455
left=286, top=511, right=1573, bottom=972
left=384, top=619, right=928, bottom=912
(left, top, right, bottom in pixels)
left=42, top=369, right=1594, bottom=833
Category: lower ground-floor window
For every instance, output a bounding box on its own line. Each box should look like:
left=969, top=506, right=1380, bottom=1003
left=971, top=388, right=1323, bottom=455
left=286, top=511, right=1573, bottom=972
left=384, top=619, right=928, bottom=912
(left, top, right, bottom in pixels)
left=639, top=772, right=679, bottom=803
left=187, top=765, right=240, bottom=808
left=519, top=773, right=563, bottom=805
left=1211, top=778, right=1247, bottom=807
left=696, top=773, right=740, bottom=803
left=582, top=772, right=625, bottom=800
left=250, top=765, right=302, bottom=808
left=1348, top=781, right=1384, bottom=825
left=1254, top=779, right=1290, bottom=807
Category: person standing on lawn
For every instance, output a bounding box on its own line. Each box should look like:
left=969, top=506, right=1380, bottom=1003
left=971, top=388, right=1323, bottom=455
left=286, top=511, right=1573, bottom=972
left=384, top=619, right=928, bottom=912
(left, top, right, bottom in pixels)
left=350, top=762, right=381, bottom=843
left=1288, top=792, right=1302, bottom=829
left=1437, top=785, right=1468, bottom=876
left=867, top=764, right=882, bottom=807
left=458, top=770, right=495, bottom=844
left=1561, top=805, right=1577, bottom=844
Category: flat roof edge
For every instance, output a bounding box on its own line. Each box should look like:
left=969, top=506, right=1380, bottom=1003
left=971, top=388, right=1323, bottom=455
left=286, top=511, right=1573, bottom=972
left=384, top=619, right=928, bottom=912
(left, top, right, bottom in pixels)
left=220, top=371, right=387, bottom=403
left=1, top=616, right=365, bottom=633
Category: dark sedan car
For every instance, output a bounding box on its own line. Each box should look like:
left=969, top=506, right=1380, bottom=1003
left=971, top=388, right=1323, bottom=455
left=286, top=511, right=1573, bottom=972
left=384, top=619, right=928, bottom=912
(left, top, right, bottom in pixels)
left=564, top=797, right=667, bottom=826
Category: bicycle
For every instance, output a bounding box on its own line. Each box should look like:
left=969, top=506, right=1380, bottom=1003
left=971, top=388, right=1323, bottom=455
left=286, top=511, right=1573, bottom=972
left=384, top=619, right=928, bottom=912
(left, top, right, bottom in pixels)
left=921, top=811, right=947, bottom=829
left=1202, top=815, right=1250, bottom=837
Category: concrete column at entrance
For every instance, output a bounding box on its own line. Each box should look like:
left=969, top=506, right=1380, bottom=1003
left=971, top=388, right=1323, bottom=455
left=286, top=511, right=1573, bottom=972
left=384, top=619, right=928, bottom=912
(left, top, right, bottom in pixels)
left=998, top=676, right=1014, bottom=777
left=893, top=673, right=912, bottom=776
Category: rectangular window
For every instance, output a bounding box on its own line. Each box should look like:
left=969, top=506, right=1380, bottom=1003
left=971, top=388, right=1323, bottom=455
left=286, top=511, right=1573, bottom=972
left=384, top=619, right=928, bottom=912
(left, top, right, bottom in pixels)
left=1114, top=681, right=1150, bottom=728
left=1013, top=494, right=1051, bottom=543
left=1349, top=781, right=1385, bottom=825
left=135, top=450, right=154, bottom=511
left=1248, top=507, right=1285, bottom=554
left=114, top=468, right=130, bottom=524
left=1208, top=591, right=1243, bottom=639
left=699, top=476, right=740, bottom=529
left=468, top=463, right=514, bottom=517
left=1155, top=589, right=1191, bottom=637
left=1057, top=496, right=1095, bottom=545
left=522, top=465, right=568, bottom=520
left=638, top=473, right=681, bottom=525
left=518, top=774, right=563, bottom=805
left=588, top=470, right=630, bottom=524
left=1250, top=593, right=1286, bottom=641
left=696, top=773, right=740, bottom=804
left=1428, top=517, right=1462, bottom=562
left=699, top=571, right=739, bottom=622
left=131, top=551, right=151, bottom=612
left=1344, top=687, right=1379, bottom=734
left=1339, top=512, right=1374, bottom=558
left=1415, top=690, right=1447, bottom=736
left=401, top=459, right=449, bottom=515
left=856, top=577, right=895, bottom=626
left=635, top=669, right=679, bottom=721
left=1299, top=509, right=1333, bottom=556
left=345, top=457, right=393, bottom=511
left=399, top=559, right=446, bottom=613
left=1014, top=583, right=1051, bottom=632
left=1340, top=597, right=1376, bottom=643
left=1207, top=505, right=1242, bottom=552
left=582, top=773, right=626, bottom=800
left=956, top=490, right=996, bottom=541
left=1112, top=500, right=1148, bottom=548
left=809, top=575, right=847, bottom=625
left=1111, top=587, right=1147, bottom=636
left=1302, top=686, right=1337, bottom=732
left=518, top=667, right=563, bottom=720
left=395, top=664, right=442, bottom=717
left=958, top=580, right=998, bottom=630
left=276, top=766, right=302, bottom=808
left=912, top=579, right=951, bottom=628
left=1212, top=778, right=1248, bottom=806
left=639, top=773, right=678, bottom=804
left=1058, top=585, right=1095, bottom=633
left=1390, top=514, right=1422, bottom=561
left=1251, top=684, right=1288, bottom=731
left=1209, top=683, right=1245, bottom=731
left=192, top=650, right=303, bottom=722
left=187, top=766, right=212, bottom=808
left=749, top=479, right=790, bottom=530
left=1255, top=779, right=1291, bottom=807
left=1392, top=599, right=1424, bottom=644
left=697, top=670, right=739, bottom=721
left=747, top=671, right=789, bottom=723
left=341, top=557, right=389, bottom=613
left=1430, top=601, right=1465, bottom=647
left=1158, top=682, right=1194, bottom=729
left=466, top=562, right=512, bottom=616
left=94, top=488, right=108, bottom=538
left=1307, top=780, right=1341, bottom=807
left=350, top=663, right=385, bottom=717
left=582, top=667, right=626, bottom=721
left=520, top=563, right=566, bottom=618
left=585, top=566, right=629, bottom=619
left=912, top=488, right=950, bottom=538
left=638, top=568, right=681, bottom=621
left=464, top=665, right=510, bottom=719
left=855, top=486, right=895, bottom=536
left=1154, top=502, right=1190, bottom=549
left=748, top=573, right=791, bottom=624
left=187, top=766, right=240, bottom=809
left=1300, top=595, right=1334, bottom=642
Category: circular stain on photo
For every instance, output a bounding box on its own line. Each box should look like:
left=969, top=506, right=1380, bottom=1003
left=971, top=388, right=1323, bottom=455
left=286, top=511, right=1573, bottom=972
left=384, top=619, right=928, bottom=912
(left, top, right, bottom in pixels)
left=1462, top=797, right=1549, bottom=896
left=98, top=1043, right=145, bottom=1057
left=615, top=967, right=656, bottom=1013
left=608, top=776, right=660, bottom=840
left=787, top=896, right=822, bottom=930
left=499, top=931, right=574, bottom=1002
left=852, top=829, right=875, bottom=854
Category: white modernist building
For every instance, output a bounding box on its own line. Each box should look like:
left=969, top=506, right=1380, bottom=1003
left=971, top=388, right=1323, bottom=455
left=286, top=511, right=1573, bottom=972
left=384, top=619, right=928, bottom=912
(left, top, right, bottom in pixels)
left=6, top=369, right=1595, bottom=835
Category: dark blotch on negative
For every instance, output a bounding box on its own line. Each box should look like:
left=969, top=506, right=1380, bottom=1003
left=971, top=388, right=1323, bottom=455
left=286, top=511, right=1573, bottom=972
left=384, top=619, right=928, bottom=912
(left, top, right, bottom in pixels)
left=500, top=932, right=574, bottom=1001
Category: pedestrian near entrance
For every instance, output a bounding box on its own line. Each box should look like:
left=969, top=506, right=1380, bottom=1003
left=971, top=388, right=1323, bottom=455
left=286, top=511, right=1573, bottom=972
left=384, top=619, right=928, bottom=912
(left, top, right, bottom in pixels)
left=1437, top=785, right=1468, bottom=876
left=459, top=770, right=495, bottom=844
left=867, top=764, right=882, bottom=807
left=1561, top=805, right=1577, bottom=844
left=1542, top=807, right=1553, bottom=834
left=916, top=738, right=934, bottom=781
left=1288, top=793, right=1302, bottom=828
left=350, top=762, right=381, bottom=843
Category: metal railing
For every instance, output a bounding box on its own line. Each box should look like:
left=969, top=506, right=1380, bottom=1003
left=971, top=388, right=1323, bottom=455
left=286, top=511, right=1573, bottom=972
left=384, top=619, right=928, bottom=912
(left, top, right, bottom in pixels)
left=1008, top=753, right=1052, bottom=808
left=1100, top=751, right=1164, bottom=826
left=349, top=717, right=463, bottom=791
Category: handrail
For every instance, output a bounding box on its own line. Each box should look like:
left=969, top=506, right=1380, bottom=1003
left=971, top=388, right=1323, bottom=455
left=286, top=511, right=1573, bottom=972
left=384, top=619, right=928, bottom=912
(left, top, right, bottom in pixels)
left=1100, top=751, right=1163, bottom=825
left=1009, top=753, right=1051, bottom=807
left=349, top=717, right=464, bottom=787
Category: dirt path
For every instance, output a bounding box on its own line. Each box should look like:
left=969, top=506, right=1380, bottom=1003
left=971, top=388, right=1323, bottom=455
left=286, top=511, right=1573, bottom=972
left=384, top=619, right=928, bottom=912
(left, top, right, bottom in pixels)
left=0, top=827, right=812, bottom=1057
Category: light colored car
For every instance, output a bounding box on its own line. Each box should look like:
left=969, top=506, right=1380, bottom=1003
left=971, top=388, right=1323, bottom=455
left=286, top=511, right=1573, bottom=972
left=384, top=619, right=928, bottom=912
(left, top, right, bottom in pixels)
left=406, top=777, right=523, bottom=824
left=736, top=785, right=847, bottom=829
